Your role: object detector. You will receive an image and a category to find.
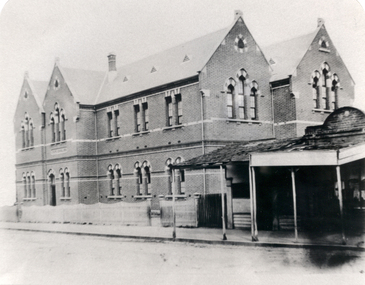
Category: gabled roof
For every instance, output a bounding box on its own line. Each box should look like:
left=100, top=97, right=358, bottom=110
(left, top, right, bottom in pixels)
left=95, top=27, right=231, bottom=104
left=57, top=65, right=106, bottom=105
left=26, top=77, right=48, bottom=112
left=262, top=28, right=319, bottom=82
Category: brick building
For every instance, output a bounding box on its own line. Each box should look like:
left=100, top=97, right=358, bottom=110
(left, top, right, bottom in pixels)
left=14, top=11, right=354, bottom=210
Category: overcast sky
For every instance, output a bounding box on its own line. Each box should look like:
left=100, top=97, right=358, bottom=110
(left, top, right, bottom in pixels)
left=0, top=0, right=364, bottom=205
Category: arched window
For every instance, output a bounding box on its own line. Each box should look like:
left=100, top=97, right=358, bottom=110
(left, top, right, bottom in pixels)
left=60, top=109, right=66, bottom=141
left=142, top=161, right=151, bottom=195
left=26, top=172, right=31, bottom=199
left=107, top=164, right=114, bottom=196
left=331, top=74, right=340, bottom=110
left=165, top=158, right=173, bottom=195
left=29, top=119, right=34, bottom=147
left=250, top=81, right=259, bottom=120
left=54, top=103, right=60, bottom=142
left=114, top=164, right=122, bottom=196
left=321, top=63, right=331, bottom=110
left=175, top=157, right=185, bottom=195
left=60, top=169, right=65, bottom=197
left=237, top=69, right=249, bottom=119
left=22, top=173, right=26, bottom=199
left=21, top=122, right=25, bottom=149
left=24, top=113, right=29, bottom=147
left=64, top=168, right=70, bottom=198
left=48, top=170, right=56, bottom=206
left=50, top=113, right=55, bottom=143
left=225, top=78, right=236, bottom=118
left=31, top=171, right=36, bottom=198
left=134, top=162, right=142, bottom=195
left=312, top=70, right=321, bottom=109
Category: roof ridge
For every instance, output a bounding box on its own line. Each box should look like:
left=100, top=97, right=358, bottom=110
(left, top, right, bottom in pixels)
left=262, top=29, right=318, bottom=49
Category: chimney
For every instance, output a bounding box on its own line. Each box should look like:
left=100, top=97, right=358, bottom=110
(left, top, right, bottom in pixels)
left=317, top=18, right=325, bottom=27
left=234, top=10, right=243, bottom=21
left=107, top=52, right=117, bottom=82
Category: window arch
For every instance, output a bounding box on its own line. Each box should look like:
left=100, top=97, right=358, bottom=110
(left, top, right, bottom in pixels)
left=29, top=119, right=34, bottom=147
left=224, top=78, right=236, bottom=118
left=175, top=157, right=185, bottom=195
left=50, top=103, right=66, bottom=143
left=48, top=169, right=56, bottom=206
left=26, top=172, right=31, bottom=199
left=165, top=158, right=173, bottom=195
left=30, top=171, right=36, bottom=198
left=250, top=81, right=259, bottom=120
left=60, top=169, right=65, bottom=197
left=107, top=164, right=114, bottom=196
left=321, top=62, right=331, bottom=110
left=236, top=69, right=249, bottom=119
left=312, top=70, right=321, bottom=109
left=21, top=112, right=34, bottom=148
left=64, top=168, right=70, bottom=198
left=234, top=34, right=247, bottom=53
left=142, top=161, right=152, bottom=195
left=22, top=173, right=27, bottom=199
left=134, top=162, right=142, bottom=196
left=114, top=164, right=122, bottom=196
left=331, top=74, right=340, bottom=110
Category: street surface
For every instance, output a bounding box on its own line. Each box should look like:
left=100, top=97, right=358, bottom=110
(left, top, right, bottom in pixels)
left=0, top=229, right=364, bottom=285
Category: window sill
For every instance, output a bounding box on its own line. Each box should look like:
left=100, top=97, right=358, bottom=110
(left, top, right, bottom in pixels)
left=163, top=194, right=187, bottom=199
left=50, top=140, right=67, bottom=146
left=23, top=198, right=36, bottom=201
left=135, top=195, right=152, bottom=199
left=312, top=109, right=332, bottom=114
left=105, top=136, right=121, bottom=142
left=319, top=47, right=330, bottom=53
left=226, top=118, right=261, bottom=125
left=132, top=130, right=150, bottom=137
left=107, top=195, right=124, bottom=199
left=60, top=197, right=71, bottom=201
left=21, top=146, right=34, bottom=151
left=162, top=124, right=184, bottom=131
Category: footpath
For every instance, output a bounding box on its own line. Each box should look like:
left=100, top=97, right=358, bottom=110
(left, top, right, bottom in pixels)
left=1, top=221, right=364, bottom=251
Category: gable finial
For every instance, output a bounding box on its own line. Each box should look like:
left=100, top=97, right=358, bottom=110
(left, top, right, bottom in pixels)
left=234, top=10, right=243, bottom=21
left=317, top=18, right=325, bottom=27
left=24, top=71, right=29, bottom=79
left=55, top=57, right=60, bottom=66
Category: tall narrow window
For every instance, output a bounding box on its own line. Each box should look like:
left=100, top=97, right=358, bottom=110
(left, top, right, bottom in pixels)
left=114, top=110, right=119, bottom=136
left=50, top=113, right=55, bottom=143
left=54, top=103, right=60, bottom=142
left=65, top=168, right=70, bottom=198
left=60, top=110, right=66, bottom=141
left=26, top=172, right=31, bottom=199
left=22, top=173, right=26, bottom=198
left=312, top=70, right=321, bottom=109
left=107, top=112, right=113, bottom=137
left=175, top=157, right=185, bottom=195
left=134, top=162, right=142, bottom=195
left=134, top=105, right=141, bottom=132
left=250, top=81, right=258, bottom=120
left=321, top=63, right=330, bottom=110
left=21, top=122, right=25, bottom=148
left=31, top=172, right=36, bottom=198
left=107, top=165, right=114, bottom=196
left=24, top=115, right=29, bottom=147
left=142, top=161, right=151, bottom=195
left=166, top=96, right=173, bottom=126
left=114, top=164, right=122, bottom=196
left=165, top=158, right=173, bottom=195
left=331, top=74, right=340, bottom=110
left=60, top=169, right=65, bottom=197
left=237, top=78, right=245, bottom=119
left=142, top=102, right=149, bottom=131
left=176, top=94, right=182, bottom=125
left=29, top=119, right=34, bottom=146
left=227, top=86, right=234, bottom=118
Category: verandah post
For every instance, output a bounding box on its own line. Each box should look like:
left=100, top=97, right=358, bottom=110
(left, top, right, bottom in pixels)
left=220, top=165, right=227, bottom=240
left=290, top=168, right=298, bottom=242
left=172, top=168, right=176, bottom=240
left=336, top=165, right=346, bottom=245
left=251, top=166, right=258, bottom=240
left=249, top=165, right=255, bottom=240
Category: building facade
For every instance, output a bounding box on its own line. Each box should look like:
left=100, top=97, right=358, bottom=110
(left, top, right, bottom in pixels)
left=14, top=11, right=354, bottom=210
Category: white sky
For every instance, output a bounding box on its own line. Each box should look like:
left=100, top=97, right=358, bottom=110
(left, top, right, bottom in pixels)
left=0, top=0, right=364, bottom=206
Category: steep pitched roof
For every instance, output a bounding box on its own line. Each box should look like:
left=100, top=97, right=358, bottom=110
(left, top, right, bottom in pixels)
left=58, top=66, right=106, bottom=105
left=262, top=29, right=319, bottom=82
left=26, top=78, right=48, bottom=112
left=95, top=27, right=231, bottom=104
